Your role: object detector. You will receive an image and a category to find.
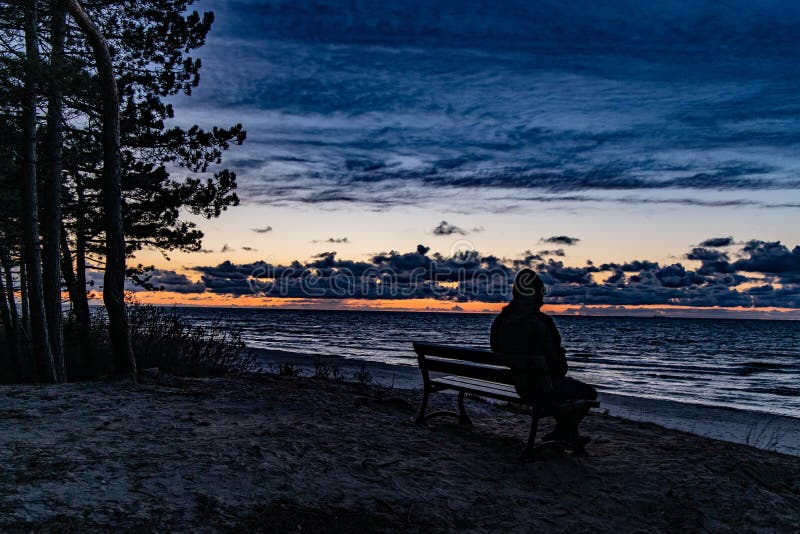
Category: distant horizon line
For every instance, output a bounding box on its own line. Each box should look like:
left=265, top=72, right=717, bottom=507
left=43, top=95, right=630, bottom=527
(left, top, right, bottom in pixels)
left=90, top=299, right=800, bottom=322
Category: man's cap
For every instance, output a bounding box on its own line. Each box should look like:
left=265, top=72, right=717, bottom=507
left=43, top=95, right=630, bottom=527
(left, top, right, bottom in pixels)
left=513, top=268, right=544, bottom=298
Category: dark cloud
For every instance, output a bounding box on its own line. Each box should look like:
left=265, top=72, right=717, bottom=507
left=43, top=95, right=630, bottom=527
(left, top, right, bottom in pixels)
left=190, top=240, right=800, bottom=309
left=598, top=260, right=660, bottom=273
left=241, top=246, right=257, bottom=251
left=654, top=264, right=705, bottom=288
left=312, top=237, right=350, bottom=244
left=106, top=268, right=207, bottom=294
left=171, top=1, right=800, bottom=210
left=539, top=249, right=566, bottom=257
left=700, top=237, right=735, bottom=248
left=251, top=226, right=273, bottom=233
left=221, top=244, right=233, bottom=253
left=685, top=247, right=734, bottom=275
left=145, top=270, right=206, bottom=294
left=734, top=241, right=800, bottom=277
left=541, top=236, right=580, bottom=246
left=432, top=221, right=466, bottom=236
left=212, top=0, right=800, bottom=54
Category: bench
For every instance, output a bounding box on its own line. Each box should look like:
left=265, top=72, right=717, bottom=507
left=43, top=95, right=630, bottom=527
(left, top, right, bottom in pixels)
left=412, top=341, right=599, bottom=457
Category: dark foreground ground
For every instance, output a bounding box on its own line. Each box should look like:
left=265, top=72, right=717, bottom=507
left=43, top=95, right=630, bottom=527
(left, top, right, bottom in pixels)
left=1, top=375, right=798, bottom=532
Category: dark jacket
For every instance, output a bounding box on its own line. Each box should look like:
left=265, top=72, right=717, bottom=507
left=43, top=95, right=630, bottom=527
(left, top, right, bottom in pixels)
left=490, top=304, right=568, bottom=379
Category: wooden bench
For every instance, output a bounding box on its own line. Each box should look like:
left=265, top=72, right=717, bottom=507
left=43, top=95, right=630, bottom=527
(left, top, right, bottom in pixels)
left=413, top=341, right=599, bottom=457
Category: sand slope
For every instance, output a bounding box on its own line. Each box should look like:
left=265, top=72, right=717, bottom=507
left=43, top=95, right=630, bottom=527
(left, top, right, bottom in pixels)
left=1, top=376, right=799, bottom=532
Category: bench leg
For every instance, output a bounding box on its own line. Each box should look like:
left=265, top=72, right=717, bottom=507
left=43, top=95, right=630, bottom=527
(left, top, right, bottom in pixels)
left=521, top=410, right=540, bottom=459
left=415, top=387, right=430, bottom=424
left=457, top=391, right=472, bottom=425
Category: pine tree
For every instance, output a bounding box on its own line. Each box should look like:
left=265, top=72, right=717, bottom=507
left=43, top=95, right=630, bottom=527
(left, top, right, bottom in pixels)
left=0, top=0, right=245, bottom=381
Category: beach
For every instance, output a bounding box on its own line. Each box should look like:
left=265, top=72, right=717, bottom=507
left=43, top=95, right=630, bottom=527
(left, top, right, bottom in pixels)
left=255, top=347, right=800, bottom=456
left=1, top=372, right=799, bottom=532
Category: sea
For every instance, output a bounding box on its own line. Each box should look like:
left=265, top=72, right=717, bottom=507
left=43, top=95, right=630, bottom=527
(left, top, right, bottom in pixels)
left=179, top=307, right=800, bottom=420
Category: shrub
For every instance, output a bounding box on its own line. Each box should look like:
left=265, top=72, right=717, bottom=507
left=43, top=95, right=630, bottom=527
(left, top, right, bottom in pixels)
left=127, top=304, right=257, bottom=377
left=268, top=362, right=305, bottom=377
left=313, top=357, right=332, bottom=380
left=330, top=363, right=345, bottom=382
left=353, top=363, right=372, bottom=386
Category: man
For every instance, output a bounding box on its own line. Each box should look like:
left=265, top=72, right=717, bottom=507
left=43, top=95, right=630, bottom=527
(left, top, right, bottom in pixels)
left=491, top=268, right=597, bottom=445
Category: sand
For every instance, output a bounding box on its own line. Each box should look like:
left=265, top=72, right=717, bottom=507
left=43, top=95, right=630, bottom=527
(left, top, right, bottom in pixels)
left=255, top=348, right=800, bottom=456
left=1, top=374, right=799, bottom=532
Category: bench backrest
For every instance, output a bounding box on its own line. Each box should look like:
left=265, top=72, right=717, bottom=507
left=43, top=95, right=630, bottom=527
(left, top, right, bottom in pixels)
left=412, top=341, right=515, bottom=385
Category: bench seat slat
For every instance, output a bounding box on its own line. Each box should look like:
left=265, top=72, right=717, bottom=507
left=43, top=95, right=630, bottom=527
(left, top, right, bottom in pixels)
left=413, top=342, right=494, bottom=363
left=432, top=376, right=523, bottom=403
left=424, top=357, right=514, bottom=384
left=437, top=375, right=518, bottom=396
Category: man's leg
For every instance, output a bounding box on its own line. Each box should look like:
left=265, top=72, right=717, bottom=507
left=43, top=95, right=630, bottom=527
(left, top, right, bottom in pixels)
left=547, top=377, right=597, bottom=441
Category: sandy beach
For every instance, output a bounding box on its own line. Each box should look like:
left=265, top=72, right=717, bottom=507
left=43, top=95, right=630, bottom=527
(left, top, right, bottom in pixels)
left=1, top=373, right=799, bottom=532
left=255, top=348, right=800, bottom=456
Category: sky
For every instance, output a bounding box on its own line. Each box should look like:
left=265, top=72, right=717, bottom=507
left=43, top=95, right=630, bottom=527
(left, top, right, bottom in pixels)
left=127, top=0, right=800, bottom=317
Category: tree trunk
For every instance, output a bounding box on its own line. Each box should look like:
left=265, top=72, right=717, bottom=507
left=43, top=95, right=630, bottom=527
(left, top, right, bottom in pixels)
left=22, top=0, right=57, bottom=383
left=0, top=259, right=19, bottom=381
left=60, top=173, right=91, bottom=331
left=60, top=225, right=94, bottom=376
left=64, top=0, right=136, bottom=379
left=0, top=250, right=24, bottom=378
left=19, top=259, right=30, bottom=340
left=42, top=0, right=66, bottom=382
left=0, top=252, right=20, bottom=352
left=73, top=175, right=91, bottom=329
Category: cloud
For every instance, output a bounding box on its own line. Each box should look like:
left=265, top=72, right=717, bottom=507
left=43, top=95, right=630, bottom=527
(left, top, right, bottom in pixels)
left=190, top=239, right=800, bottom=308
left=221, top=244, right=233, bottom=253
left=684, top=240, right=800, bottom=286
left=685, top=247, right=733, bottom=275
left=104, top=268, right=207, bottom=294
left=144, top=269, right=206, bottom=294
left=700, top=236, right=734, bottom=248
left=311, top=237, right=350, bottom=244
left=166, top=0, right=800, bottom=211
left=432, top=221, right=466, bottom=236
left=733, top=241, right=800, bottom=277
left=539, top=249, right=566, bottom=257
left=541, top=236, right=579, bottom=246
left=241, top=246, right=257, bottom=251
left=251, top=226, right=273, bottom=233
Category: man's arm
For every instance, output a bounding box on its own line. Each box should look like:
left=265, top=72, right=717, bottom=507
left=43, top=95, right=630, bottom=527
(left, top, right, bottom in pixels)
left=493, top=351, right=550, bottom=374
left=490, top=315, right=501, bottom=352
left=540, top=313, right=568, bottom=376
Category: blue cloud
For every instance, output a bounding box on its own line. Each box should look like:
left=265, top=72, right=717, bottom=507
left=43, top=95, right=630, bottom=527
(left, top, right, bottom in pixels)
left=168, top=0, right=800, bottom=209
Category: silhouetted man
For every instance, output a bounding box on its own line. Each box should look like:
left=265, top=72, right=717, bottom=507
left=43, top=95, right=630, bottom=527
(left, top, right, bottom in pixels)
left=491, top=268, right=597, bottom=445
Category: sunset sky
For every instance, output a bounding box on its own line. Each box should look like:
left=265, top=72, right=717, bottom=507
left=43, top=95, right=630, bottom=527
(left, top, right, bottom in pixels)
left=126, top=0, right=800, bottom=318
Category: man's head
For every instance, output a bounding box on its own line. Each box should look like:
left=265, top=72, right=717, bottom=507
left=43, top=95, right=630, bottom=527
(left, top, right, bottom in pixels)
left=512, top=268, right=545, bottom=309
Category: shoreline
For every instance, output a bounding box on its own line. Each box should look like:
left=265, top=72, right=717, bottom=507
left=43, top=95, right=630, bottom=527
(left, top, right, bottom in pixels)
left=251, top=347, right=800, bottom=456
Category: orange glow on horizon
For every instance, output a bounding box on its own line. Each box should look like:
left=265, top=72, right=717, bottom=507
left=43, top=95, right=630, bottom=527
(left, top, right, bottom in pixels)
left=110, top=290, right=800, bottom=319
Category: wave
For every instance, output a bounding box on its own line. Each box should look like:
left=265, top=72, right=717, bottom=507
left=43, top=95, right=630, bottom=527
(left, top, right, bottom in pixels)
left=735, top=361, right=798, bottom=375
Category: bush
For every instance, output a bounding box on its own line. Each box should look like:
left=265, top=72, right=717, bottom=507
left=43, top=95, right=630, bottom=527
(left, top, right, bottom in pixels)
left=127, top=304, right=257, bottom=377
left=313, top=356, right=332, bottom=380
left=313, top=357, right=346, bottom=382
left=268, top=362, right=305, bottom=377
left=353, top=363, right=372, bottom=386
